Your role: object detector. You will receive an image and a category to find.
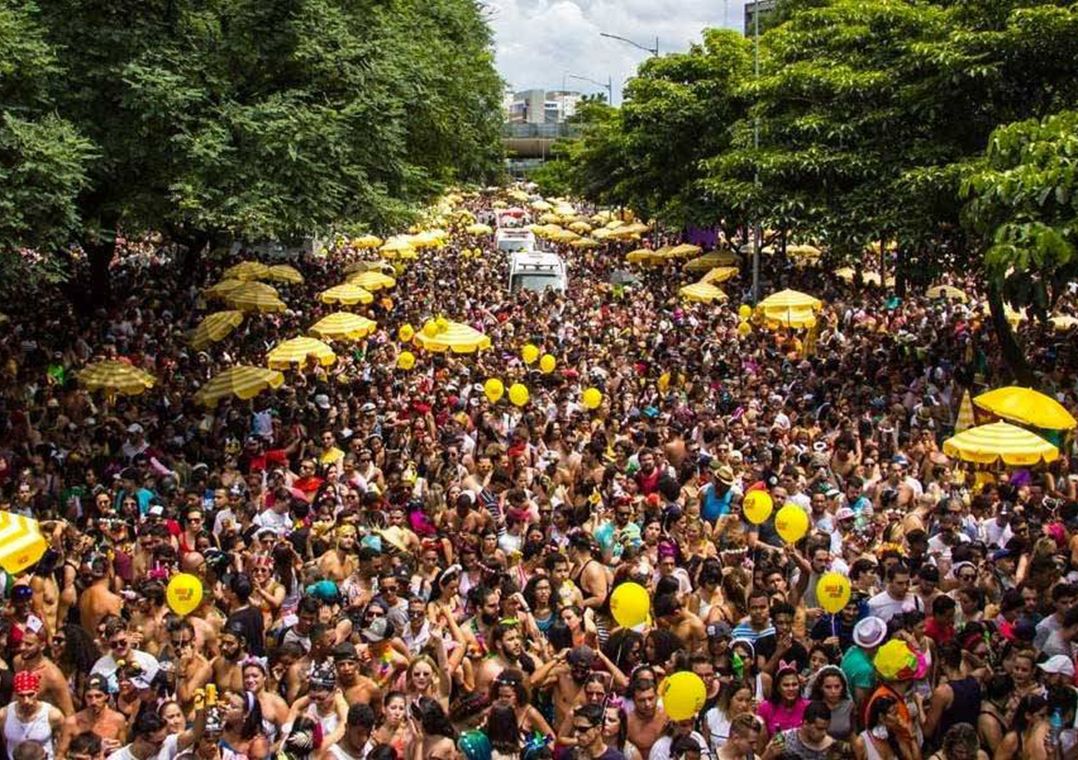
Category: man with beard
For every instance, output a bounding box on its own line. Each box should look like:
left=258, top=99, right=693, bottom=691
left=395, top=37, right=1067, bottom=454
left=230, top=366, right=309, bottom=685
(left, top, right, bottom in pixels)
left=285, top=623, right=337, bottom=702
left=326, top=704, right=376, bottom=760
left=90, top=619, right=159, bottom=695
left=106, top=700, right=207, bottom=760
left=211, top=622, right=249, bottom=693
left=319, top=526, right=358, bottom=582
left=463, top=585, right=501, bottom=654
left=542, top=645, right=599, bottom=726
left=332, top=642, right=382, bottom=708
left=475, top=621, right=536, bottom=693
left=13, top=629, right=74, bottom=716
left=166, top=618, right=212, bottom=713
left=57, top=674, right=127, bottom=756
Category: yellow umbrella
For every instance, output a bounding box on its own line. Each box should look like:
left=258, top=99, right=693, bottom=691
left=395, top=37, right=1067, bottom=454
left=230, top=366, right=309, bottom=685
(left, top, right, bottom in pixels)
left=549, top=229, right=580, bottom=244
left=348, top=271, right=396, bottom=291
left=568, top=221, right=593, bottom=234
left=188, top=311, right=244, bottom=350
left=758, top=289, right=823, bottom=312
left=267, top=337, right=337, bottom=369
left=531, top=200, right=553, bottom=211
left=626, top=249, right=660, bottom=265
left=204, top=278, right=247, bottom=300
left=78, top=361, right=156, bottom=396
left=0, top=512, right=48, bottom=574
left=412, top=231, right=445, bottom=249
left=702, top=266, right=739, bottom=285
left=414, top=319, right=491, bottom=353
left=973, top=386, right=1076, bottom=431
left=786, top=244, right=822, bottom=258
left=353, top=234, right=384, bottom=249
left=679, top=282, right=728, bottom=303
left=225, top=281, right=286, bottom=313
left=309, top=312, right=378, bottom=341
left=320, top=283, right=374, bottom=306
left=666, top=243, right=702, bottom=258
left=345, top=260, right=395, bottom=275
left=264, top=264, right=304, bottom=284
left=1050, top=316, right=1078, bottom=332
left=762, top=307, right=818, bottom=329
left=380, top=236, right=414, bottom=253
left=570, top=238, right=600, bottom=249
left=465, top=223, right=493, bottom=235
left=942, top=421, right=1059, bottom=465
left=955, top=390, right=976, bottom=434
left=861, top=271, right=882, bottom=286
left=685, top=253, right=737, bottom=273
left=834, top=267, right=856, bottom=282
left=223, top=261, right=271, bottom=281
left=926, top=285, right=968, bottom=302
left=194, top=366, right=285, bottom=406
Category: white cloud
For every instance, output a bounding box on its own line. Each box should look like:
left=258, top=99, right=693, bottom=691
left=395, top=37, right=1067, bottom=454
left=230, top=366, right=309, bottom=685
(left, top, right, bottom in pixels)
left=485, top=0, right=750, bottom=104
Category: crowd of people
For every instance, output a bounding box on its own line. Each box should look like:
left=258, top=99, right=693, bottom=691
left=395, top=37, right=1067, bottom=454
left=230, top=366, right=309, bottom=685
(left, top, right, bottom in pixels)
left=0, top=186, right=1076, bottom=760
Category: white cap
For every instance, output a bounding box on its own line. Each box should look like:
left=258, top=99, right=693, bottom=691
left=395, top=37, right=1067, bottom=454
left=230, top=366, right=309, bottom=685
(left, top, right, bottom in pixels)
left=127, top=423, right=144, bottom=434
left=1038, top=655, right=1075, bottom=677
left=314, top=394, right=330, bottom=410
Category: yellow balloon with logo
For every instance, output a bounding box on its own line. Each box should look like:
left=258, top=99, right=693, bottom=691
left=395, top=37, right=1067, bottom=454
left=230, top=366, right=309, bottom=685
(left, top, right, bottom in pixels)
left=738, top=304, right=753, bottom=321
left=775, top=503, right=810, bottom=543
left=581, top=387, right=603, bottom=410
left=397, top=351, right=416, bottom=370
left=610, top=582, right=649, bottom=628
left=398, top=324, right=414, bottom=342
left=742, top=490, right=773, bottom=525
left=521, top=344, right=540, bottom=364
left=660, top=672, right=707, bottom=721
left=816, top=571, right=852, bottom=614
left=508, top=383, right=529, bottom=407
left=484, top=378, right=504, bottom=403
left=737, top=321, right=752, bottom=337
left=539, top=354, right=556, bottom=374
left=166, top=573, right=203, bottom=616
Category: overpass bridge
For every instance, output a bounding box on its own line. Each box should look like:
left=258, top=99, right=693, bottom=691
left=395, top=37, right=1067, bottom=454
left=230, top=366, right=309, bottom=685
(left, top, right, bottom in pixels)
left=502, top=123, right=582, bottom=160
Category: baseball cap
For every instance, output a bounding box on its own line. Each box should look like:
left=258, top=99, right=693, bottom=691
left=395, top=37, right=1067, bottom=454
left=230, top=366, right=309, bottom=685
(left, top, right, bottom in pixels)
left=86, top=674, right=110, bottom=694
left=314, top=394, right=331, bottom=410
left=834, top=507, right=855, bottom=522
left=127, top=423, right=144, bottom=435
left=332, top=642, right=358, bottom=662
left=1039, top=655, right=1076, bottom=677
left=706, top=622, right=732, bottom=640
left=360, top=616, right=394, bottom=643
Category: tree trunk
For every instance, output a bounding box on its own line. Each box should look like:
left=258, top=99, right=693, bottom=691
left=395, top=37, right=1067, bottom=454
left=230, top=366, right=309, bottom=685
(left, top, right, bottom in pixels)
left=83, top=237, right=115, bottom=311
left=987, top=279, right=1034, bottom=385
left=179, top=231, right=211, bottom=284
left=895, top=246, right=907, bottom=298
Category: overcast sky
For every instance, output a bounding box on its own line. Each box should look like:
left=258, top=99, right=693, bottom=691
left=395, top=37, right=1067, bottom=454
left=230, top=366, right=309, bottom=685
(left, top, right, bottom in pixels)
left=485, top=0, right=751, bottom=105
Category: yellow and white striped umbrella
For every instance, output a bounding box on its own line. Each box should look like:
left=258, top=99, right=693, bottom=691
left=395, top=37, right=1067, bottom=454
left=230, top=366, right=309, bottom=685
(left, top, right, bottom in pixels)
left=320, top=283, right=374, bottom=306
left=702, top=267, right=739, bottom=285
left=309, top=312, right=378, bottom=341
left=354, top=234, right=384, bottom=249
left=348, top=271, right=396, bottom=291
left=188, top=311, right=244, bottom=350
left=264, top=264, right=304, bottom=284
left=204, top=279, right=247, bottom=300
left=954, top=390, right=976, bottom=434
left=267, top=337, right=337, bottom=369
left=414, top=319, right=491, bottom=353
left=943, top=421, right=1058, bottom=466
left=685, top=253, right=737, bottom=273
left=78, top=361, right=156, bottom=396
left=679, top=282, right=728, bottom=303
left=194, top=366, right=285, bottom=406
left=666, top=243, right=703, bottom=259
left=223, top=261, right=271, bottom=281
left=224, top=281, right=286, bottom=313
left=926, top=285, right=968, bottom=302
left=974, top=386, right=1076, bottom=431
left=0, top=512, right=48, bottom=574
left=570, top=238, right=600, bottom=249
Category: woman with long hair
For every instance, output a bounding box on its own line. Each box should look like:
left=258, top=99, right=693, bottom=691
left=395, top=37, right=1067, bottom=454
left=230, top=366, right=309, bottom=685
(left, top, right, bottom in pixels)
left=242, top=659, right=289, bottom=746
left=249, top=554, right=285, bottom=630
left=603, top=700, right=643, bottom=760
left=486, top=704, right=523, bottom=760
left=406, top=655, right=451, bottom=713
left=756, top=665, right=809, bottom=741
left=522, top=575, right=556, bottom=638
left=995, top=694, right=1049, bottom=760
left=853, top=695, right=919, bottom=760
left=807, top=666, right=855, bottom=741
left=414, top=696, right=459, bottom=760
left=428, top=564, right=464, bottom=625
left=371, top=691, right=415, bottom=760
left=272, top=542, right=302, bottom=620
left=220, top=689, right=269, bottom=758
left=603, top=629, right=645, bottom=677
left=705, top=680, right=757, bottom=754
left=487, top=669, right=554, bottom=737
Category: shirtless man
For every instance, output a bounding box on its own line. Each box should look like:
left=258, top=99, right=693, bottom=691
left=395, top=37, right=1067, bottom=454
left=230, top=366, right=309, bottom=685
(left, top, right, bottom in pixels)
left=57, top=674, right=127, bottom=756
left=14, top=630, right=75, bottom=716
left=127, top=581, right=170, bottom=658
left=30, top=551, right=61, bottom=636
left=540, top=646, right=596, bottom=727
left=210, top=623, right=248, bottom=694
left=285, top=623, right=337, bottom=703
left=332, top=642, right=382, bottom=708
left=654, top=594, right=708, bottom=652
left=625, top=676, right=667, bottom=757
left=168, top=619, right=213, bottom=712
left=318, top=526, right=358, bottom=583
left=475, top=621, right=534, bottom=695
left=78, top=555, right=122, bottom=636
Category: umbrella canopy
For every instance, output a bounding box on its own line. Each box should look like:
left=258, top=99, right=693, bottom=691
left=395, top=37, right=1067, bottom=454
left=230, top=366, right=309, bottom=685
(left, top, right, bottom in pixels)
left=1051, top=315, right=1078, bottom=332
left=78, top=361, right=156, bottom=395
left=267, top=337, right=337, bottom=369
left=786, top=244, right=823, bottom=259
left=0, top=512, right=48, bottom=574
left=194, top=366, right=285, bottom=406
left=568, top=221, right=592, bottom=234
left=943, top=421, right=1059, bottom=465
left=679, top=282, right=728, bottom=303
left=348, top=271, right=396, bottom=291
left=413, top=319, right=491, bottom=353
left=224, top=281, right=286, bottom=313
left=223, top=261, right=271, bottom=281
left=626, top=249, right=662, bottom=265
left=834, top=267, right=856, bottom=281
left=762, top=307, right=818, bottom=329
left=666, top=243, right=702, bottom=258
left=380, top=237, right=413, bottom=254
left=188, top=311, right=244, bottom=350
left=702, top=267, right=739, bottom=285
left=204, top=278, right=247, bottom=300
left=974, top=386, right=1077, bottom=431
left=757, top=289, right=823, bottom=323
left=685, top=253, right=737, bottom=273
left=264, top=264, right=304, bottom=284
left=353, top=234, right=383, bottom=249
left=531, top=199, right=553, bottom=211
left=465, top=223, right=493, bottom=235
left=319, top=283, right=374, bottom=306
left=309, top=312, right=378, bottom=341
left=955, top=390, right=976, bottom=434
left=926, top=285, right=968, bottom=302
left=570, top=238, right=600, bottom=249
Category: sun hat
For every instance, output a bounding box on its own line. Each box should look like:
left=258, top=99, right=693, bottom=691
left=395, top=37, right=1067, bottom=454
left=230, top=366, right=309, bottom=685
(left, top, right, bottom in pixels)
left=853, top=616, right=887, bottom=649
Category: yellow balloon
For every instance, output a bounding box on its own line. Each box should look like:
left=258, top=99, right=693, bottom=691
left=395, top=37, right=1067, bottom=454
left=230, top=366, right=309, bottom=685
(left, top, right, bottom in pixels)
left=508, top=383, right=529, bottom=407
left=610, top=582, right=650, bottom=628
left=397, top=351, right=416, bottom=370
left=521, top=344, right=540, bottom=364
left=738, top=304, right=753, bottom=321
left=659, top=672, right=707, bottom=721
left=166, top=573, right=203, bottom=616
left=742, top=490, right=773, bottom=525
left=657, top=372, right=670, bottom=392
left=775, top=503, right=810, bottom=543
left=399, top=324, right=414, bottom=342
left=539, top=354, right=556, bottom=374
left=737, top=321, right=752, bottom=337
left=422, top=321, right=439, bottom=338
left=581, top=387, right=603, bottom=410
left=817, top=571, right=852, bottom=614
left=484, top=378, right=504, bottom=403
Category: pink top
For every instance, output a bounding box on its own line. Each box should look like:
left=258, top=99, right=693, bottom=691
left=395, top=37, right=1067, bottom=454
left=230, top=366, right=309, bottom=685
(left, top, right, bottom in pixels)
left=757, top=698, right=810, bottom=736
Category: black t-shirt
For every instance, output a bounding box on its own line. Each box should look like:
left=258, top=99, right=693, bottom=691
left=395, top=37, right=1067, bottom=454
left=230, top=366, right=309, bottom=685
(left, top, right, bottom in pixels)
left=227, top=604, right=266, bottom=656
left=754, top=634, right=809, bottom=673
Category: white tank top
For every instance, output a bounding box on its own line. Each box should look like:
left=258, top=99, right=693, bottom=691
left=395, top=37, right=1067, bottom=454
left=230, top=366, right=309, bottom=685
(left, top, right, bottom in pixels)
left=4, top=702, right=54, bottom=760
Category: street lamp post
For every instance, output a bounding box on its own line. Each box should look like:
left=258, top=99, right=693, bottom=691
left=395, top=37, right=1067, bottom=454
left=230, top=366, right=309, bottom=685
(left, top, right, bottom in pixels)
left=567, top=74, right=613, bottom=106
left=599, top=32, right=660, bottom=57
left=751, top=1, right=762, bottom=304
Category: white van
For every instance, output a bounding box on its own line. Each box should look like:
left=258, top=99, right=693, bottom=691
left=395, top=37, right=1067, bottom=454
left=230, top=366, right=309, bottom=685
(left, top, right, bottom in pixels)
left=509, top=251, right=568, bottom=294
left=495, top=228, right=537, bottom=253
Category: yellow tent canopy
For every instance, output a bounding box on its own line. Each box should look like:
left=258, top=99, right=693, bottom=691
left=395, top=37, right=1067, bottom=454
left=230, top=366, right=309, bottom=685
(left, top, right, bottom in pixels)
left=570, top=238, right=600, bottom=249
left=702, top=267, right=739, bottom=285
left=188, top=311, right=244, bottom=350
left=942, top=421, right=1059, bottom=466
left=320, top=283, right=374, bottom=306
left=223, top=261, right=271, bottom=281
left=264, top=264, right=304, bottom=284
left=204, top=279, right=247, bottom=300
left=194, top=366, right=285, bottom=406
left=78, top=361, right=156, bottom=396
left=465, top=223, right=493, bottom=235
left=926, top=285, right=968, bottom=302
left=0, top=512, right=48, bottom=574
left=685, top=253, right=737, bottom=272
left=267, top=337, right=337, bottom=369
left=679, top=282, right=728, bottom=303
left=309, top=312, right=378, bottom=341
left=353, top=234, right=383, bottom=249
left=348, top=271, right=396, bottom=291
left=974, top=386, right=1076, bottom=431
left=414, top=319, right=491, bottom=353
left=225, top=281, right=286, bottom=313
left=667, top=243, right=702, bottom=258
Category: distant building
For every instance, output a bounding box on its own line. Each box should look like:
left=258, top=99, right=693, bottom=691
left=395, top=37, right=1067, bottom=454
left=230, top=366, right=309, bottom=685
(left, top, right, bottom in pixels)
left=744, top=0, right=778, bottom=35
left=506, top=89, right=583, bottom=125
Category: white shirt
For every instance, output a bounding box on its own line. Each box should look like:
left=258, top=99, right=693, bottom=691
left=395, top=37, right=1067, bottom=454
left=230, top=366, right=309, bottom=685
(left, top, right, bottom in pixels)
left=867, top=590, right=923, bottom=622
left=91, top=649, right=159, bottom=693
left=253, top=507, right=292, bottom=535
left=649, top=731, right=711, bottom=760
left=109, top=734, right=180, bottom=760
